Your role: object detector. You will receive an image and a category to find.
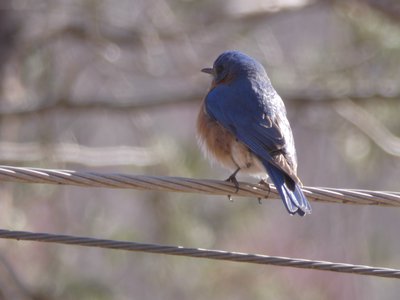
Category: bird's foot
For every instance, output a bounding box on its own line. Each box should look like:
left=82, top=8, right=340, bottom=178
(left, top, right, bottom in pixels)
left=226, top=173, right=239, bottom=191
left=257, top=179, right=271, bottom=204
left=225, top=167, right=240, bottom=201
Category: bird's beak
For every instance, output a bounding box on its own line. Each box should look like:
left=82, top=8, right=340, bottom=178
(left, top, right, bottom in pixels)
left=201, top=67, right=214, bottom=75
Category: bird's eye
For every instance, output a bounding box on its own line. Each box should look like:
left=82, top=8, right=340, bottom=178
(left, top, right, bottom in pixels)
left=215, top=65, right=224, bottom=74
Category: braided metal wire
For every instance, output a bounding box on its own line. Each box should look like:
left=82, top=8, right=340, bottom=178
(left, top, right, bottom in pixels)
left=0, top=165, right=399, bottom=206
left=0, top=229, right=398, bottom=279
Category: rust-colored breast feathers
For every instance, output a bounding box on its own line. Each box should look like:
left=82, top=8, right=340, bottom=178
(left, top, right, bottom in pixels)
left=196, top=101, right=237, bottom=170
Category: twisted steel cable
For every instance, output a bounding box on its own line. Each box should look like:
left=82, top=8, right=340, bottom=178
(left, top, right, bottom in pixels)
left=0, top=229, right=398, bottom=279
left=0, top=165, right=399, bottom=206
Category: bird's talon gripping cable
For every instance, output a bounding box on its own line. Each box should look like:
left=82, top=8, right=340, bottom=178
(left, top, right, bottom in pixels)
left=258, top=179, right=271, bottom=202
left=225, top=167, right=240, bottom=201
left=225, top=167, right=240, bottom=191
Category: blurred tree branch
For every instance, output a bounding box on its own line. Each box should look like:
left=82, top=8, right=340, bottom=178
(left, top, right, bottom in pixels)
left=334, top=98, right=400, bottom=157
left=360, top=0, right=400, bottom=21
left=0, top=92, right=399, bottom=117
left=0, top=142, right=163, bottom=167
left=0, top=91, right=199, bottom=116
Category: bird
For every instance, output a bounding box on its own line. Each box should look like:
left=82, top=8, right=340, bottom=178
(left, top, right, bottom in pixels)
left=197, top=50, right=311, bottom=216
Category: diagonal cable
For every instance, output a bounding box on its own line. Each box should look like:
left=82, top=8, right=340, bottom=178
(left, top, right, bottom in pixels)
left=0, top=229, right=398, bottom=279
left=0, top=165, right=399, bottom=206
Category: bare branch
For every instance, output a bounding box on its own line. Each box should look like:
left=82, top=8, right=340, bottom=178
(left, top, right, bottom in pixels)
left=334, top=99, right=400, bottom=157
left=1, top=90, right=399, bottom=118
left=0, top=142, right=163, bottom=167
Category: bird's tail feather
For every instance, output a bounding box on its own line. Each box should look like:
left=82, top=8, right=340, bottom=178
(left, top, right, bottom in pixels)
left=264, top=162, right=311, bottom=216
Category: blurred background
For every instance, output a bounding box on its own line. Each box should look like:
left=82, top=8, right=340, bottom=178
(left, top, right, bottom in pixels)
left=0, top=0, right=399, bottom=299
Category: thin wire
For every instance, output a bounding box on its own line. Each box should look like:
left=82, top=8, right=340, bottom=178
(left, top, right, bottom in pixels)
left=0, top=165, right=399, bottom=206
left=0, top=229, right=398, bottom=279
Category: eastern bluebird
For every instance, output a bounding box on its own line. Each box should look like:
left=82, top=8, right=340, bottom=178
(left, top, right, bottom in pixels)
left=197, top=50, right=311, bottom=216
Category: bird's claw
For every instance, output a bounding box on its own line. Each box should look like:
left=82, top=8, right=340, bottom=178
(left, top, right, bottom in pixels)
left=225, top=168, right=240, bottom=201
left=258, top=179, right=271, bottom=201
left=225, top=174, right=240, bottom=192
left=225, top=176, right=238, bottom=202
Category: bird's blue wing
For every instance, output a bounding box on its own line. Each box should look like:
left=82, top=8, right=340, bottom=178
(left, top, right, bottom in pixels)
left=205, top=85, right=286, bottom=167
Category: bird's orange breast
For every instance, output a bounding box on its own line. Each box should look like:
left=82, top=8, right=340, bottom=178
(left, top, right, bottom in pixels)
left=196, top=100, right=237, bottom=169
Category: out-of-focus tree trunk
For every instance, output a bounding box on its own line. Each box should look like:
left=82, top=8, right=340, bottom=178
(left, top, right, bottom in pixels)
left=0, top=8, right=19, bottom=86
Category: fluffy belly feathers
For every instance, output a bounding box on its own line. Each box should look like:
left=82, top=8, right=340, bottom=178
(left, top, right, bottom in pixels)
left=196, top=104, right=265, bottom=176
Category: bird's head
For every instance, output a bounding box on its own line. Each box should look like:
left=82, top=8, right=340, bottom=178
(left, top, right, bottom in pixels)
left=201, top=50, right=267, bottom=85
